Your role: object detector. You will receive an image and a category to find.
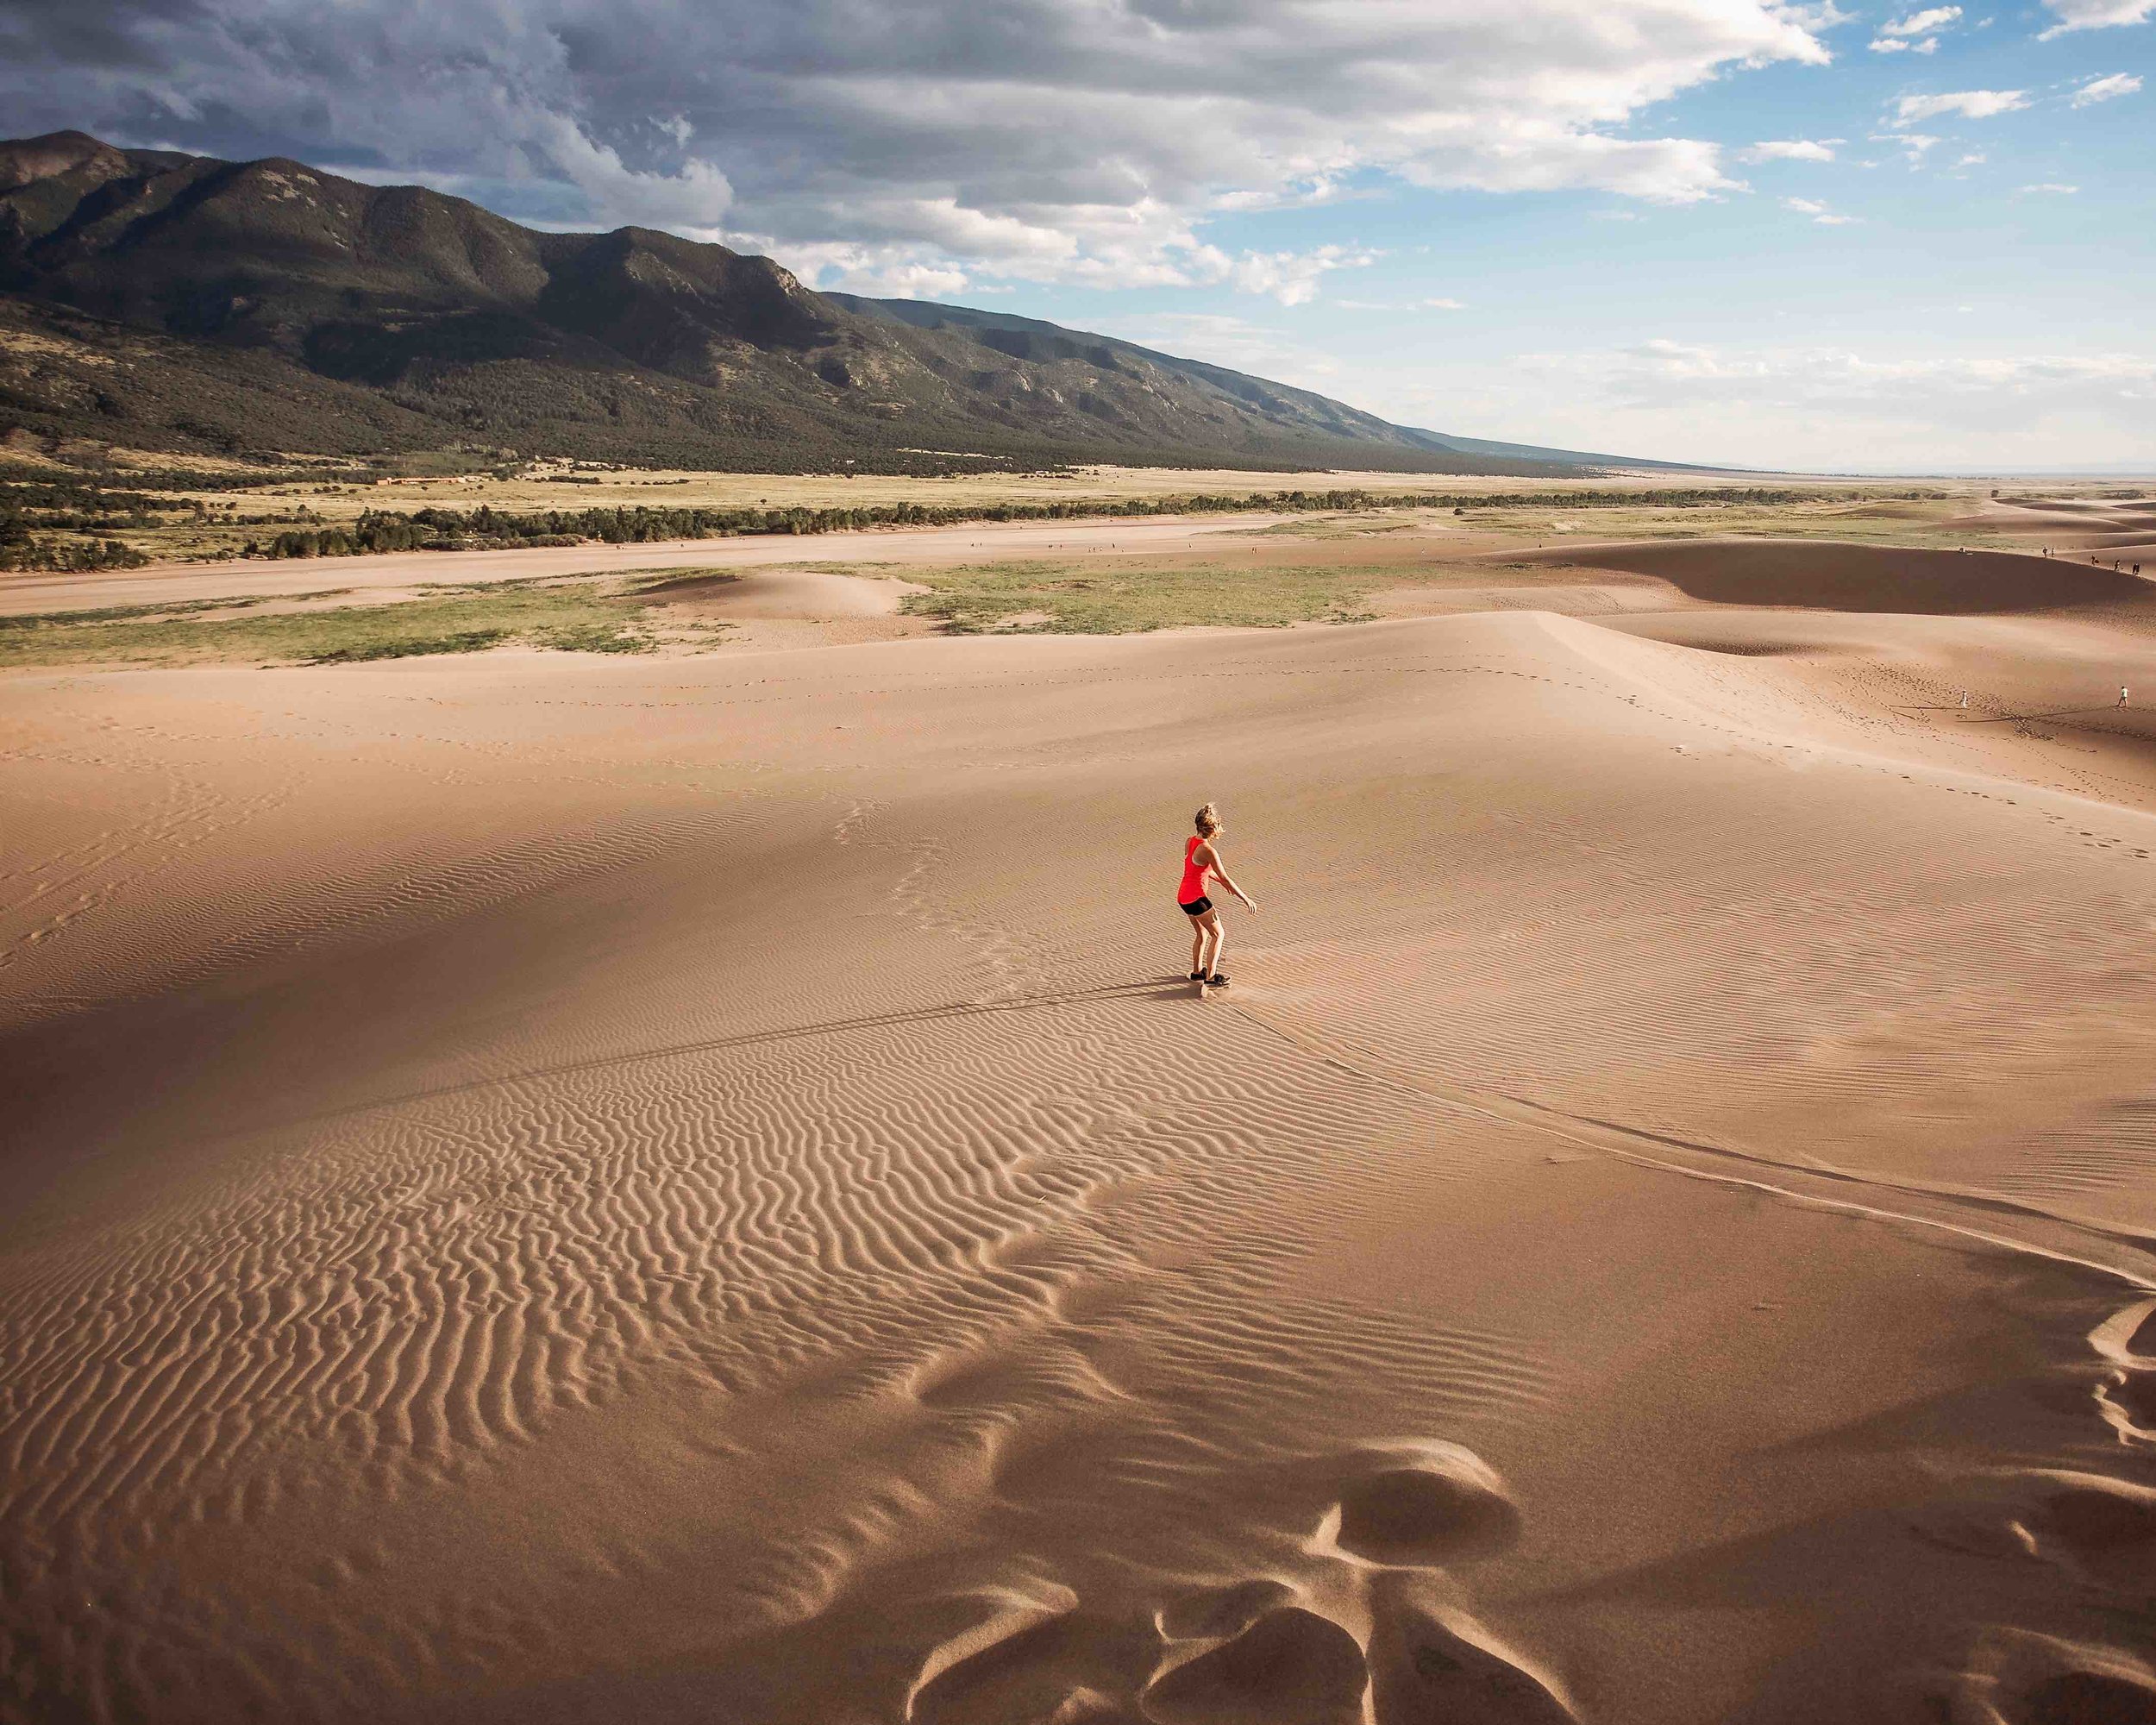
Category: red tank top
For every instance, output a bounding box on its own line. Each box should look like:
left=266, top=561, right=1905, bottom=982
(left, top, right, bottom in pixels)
left=1178, top=836, right=1210, bottom=901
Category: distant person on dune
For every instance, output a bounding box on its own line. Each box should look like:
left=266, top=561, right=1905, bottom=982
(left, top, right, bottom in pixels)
left=1178, top=802, right=1257, bottom=988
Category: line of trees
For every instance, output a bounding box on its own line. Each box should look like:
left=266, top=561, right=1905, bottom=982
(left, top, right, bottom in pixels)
left=244, top=486, right=1910, bottom=561
left=0, top=530, right=149, bottom=573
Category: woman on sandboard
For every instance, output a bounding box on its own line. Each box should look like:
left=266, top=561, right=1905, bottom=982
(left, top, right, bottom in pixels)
left=1177, top=802, right=1257, bottom=988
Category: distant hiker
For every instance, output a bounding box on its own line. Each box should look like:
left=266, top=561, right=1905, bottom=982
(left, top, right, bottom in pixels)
left=1960, top=691, right=1970, bottom=708
left=2121, top=687, right=2131, bottom=710
left=1178, top=802, right=1257, bottom=989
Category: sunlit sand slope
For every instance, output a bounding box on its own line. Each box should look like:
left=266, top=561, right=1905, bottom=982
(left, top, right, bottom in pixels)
left=6, top=588, right=2156, bottom=1722
left=1942, top=496, right=2156, bottom=555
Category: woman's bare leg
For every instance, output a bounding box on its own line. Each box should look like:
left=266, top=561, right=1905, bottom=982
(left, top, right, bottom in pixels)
left=1190, top=918, right=1206, bottom=975
left=1201, top=910, right=1225, bottom=978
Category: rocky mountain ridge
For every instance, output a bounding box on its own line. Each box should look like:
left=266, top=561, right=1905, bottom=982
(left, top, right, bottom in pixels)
left=0, top=131, right=1691, bottom=474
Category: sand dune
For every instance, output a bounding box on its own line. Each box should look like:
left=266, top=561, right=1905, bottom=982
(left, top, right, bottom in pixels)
left=630, top=568, right=937, bottom=647
left=1507, top=536, right=2153, bottom=613
left=7, top=543, right=2156, bottom=1722
left=633, top=568, right=923, bottom=618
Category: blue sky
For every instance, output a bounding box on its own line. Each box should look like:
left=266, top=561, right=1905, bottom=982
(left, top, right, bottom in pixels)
left=3, top=0, right=2150, bottom=471
left=1036, top=8, right=2155, bottom=471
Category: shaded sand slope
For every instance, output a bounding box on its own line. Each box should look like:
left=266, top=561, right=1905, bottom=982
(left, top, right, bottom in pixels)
left=6, top=612, right=2156, bottom=1723
left=1507, top=537, right=2152, bottom=613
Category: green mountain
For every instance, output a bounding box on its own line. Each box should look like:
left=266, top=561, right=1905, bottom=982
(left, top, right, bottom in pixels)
left=0, top=131, right=1689, bottom=475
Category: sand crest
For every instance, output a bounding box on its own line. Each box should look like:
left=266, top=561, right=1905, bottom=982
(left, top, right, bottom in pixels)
left=634, top=568, right=926, bottom=618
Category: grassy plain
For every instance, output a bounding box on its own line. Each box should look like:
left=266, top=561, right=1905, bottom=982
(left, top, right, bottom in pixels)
left=0, top=575, right=693, bottom=668
left=1255, top=493, right=2062, bottom=551
left=6, top=482, right=2148, bottom=668
left=7, top=461, right=2008, bottom=568
left=892, top=556, right=1401, bottom=632
left=218, top=463, right=1839, bottom=520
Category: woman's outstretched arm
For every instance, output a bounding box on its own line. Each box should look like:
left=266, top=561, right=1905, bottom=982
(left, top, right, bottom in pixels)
left=1206, top=846, right=1257, bottom=910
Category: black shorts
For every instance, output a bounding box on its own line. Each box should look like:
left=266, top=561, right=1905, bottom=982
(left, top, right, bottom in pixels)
left=1179, top=895, right=1213, bottom=916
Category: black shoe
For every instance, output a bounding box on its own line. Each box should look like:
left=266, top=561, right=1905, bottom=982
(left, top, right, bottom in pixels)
left=1188, top=971, right=1205, bottom=982
left=1205, top=973, right=1229, bottom=988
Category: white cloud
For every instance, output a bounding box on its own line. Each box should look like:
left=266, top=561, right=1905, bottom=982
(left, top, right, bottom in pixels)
left=1870, top=130, right=1942, bottom=160
left=1783, top=196, right=1857, bottom=223
left=1743, top=138, right=1840, bottom=160
left=2071, top=72, right=2145, bottom=104
left=832, top=260, right=974, bottom=299
left=0, top=0, right=1834, bottom=298
left=1878, top=4, right=1964, bottom=33
left=2020, top=182, right=2080, bottom=194
left=337, top=114, right=739, bottom=238
left=1210, top=174, right=1358, bottom=213
left=2039, top=0, right=2156, bottom=36
left=1215, top=246, right=1379, bottom=307
left=1560, top=341, right=2156, bottom=406
left=1783, top=1, right=1858, bottom=25
left=1870, top=5, right=1957, bottom=50
left=759, top=228, right=1374, bottom=306
left=529, top=114, right=736, bottom=234
left=1892, top=90, right=2031, bottom=122
left=1331, top=295, right=1470, bottom=312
